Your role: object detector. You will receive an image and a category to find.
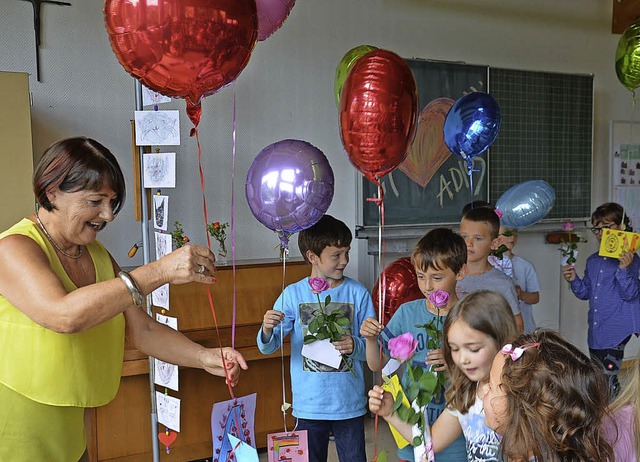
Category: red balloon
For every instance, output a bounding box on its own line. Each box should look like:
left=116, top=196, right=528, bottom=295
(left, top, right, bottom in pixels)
left=372, top=257, right=424, bottom=325
left=339, top=49, right=419, bottom=184
left=104, top=0, right=258, bottom=126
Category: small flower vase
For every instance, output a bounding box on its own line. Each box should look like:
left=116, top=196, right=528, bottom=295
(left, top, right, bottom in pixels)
left=216, top=240, right=228, bottom=265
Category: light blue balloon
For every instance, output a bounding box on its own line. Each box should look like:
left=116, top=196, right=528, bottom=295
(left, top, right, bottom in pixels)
left=496, top=180, right=556, bottom=228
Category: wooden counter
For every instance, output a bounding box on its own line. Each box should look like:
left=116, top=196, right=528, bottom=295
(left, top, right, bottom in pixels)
left=88, top=259, right=308, bottom=461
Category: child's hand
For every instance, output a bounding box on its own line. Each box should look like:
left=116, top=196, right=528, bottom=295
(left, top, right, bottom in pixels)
left=562, top=264, right=576, bottom=282
left=332, top=334, right=354, bottom=355
left=619, top=249, right=634, bottom=269
left=262, top=310, right=284, bottom=334
left=360, top=317, right=383, bottom=339
left=426, top=348, right=447, bottom=372
left=368, top=385, right=394, bottom=418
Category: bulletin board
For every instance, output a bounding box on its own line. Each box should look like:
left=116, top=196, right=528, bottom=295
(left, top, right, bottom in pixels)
left=610, top=120, right=640, bottom=229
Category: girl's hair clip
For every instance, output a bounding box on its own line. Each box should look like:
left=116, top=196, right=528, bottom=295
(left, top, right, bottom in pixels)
left=495, top=209, right=503, bottom=219
left=501, top=342, right=540, bottom=361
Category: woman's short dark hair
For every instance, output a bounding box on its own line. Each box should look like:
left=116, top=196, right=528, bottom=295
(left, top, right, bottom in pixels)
left=33, top=137, right=126, bottom=215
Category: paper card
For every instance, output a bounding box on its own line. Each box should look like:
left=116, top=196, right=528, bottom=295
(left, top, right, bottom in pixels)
left=143, top=152, right=176, bottom=188
left=154, top=359, right=179, bottom=391
left=381, top=358, right=401, bottom=377
left=156, top=313, right=178, bottom=330
left=212, top=394, right=257, bottom=462
left=228, top=433, right=259, bottom=462
left=267, top=430, right=309, bottom=462
left=599, top=228, right=640, bottom=258
left=134, top=110, right=180, bottom=146
left=152, top=283, right=170, bottom=309
left=153, top=195, right=168, bottom=230
left=156, top=392, right=181, bottom=432
left=301, top=338, right=342, bottom=369
left=142, top=85, right=172, bottom=107
left=155, top=232, right=173, bottom=260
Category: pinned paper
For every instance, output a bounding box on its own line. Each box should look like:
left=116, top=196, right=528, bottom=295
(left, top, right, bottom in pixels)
left=301, top=338, right=342, bottom=369
left=153, top=195, right=168, bottom=231
left=143, top=152, right=176, bottom=188
left=599, top=228, right=640, bottom=258
left=135, top=110, right=180, bottom=146
left=228, top=433, right=259, bottom=462
left=156, top=392, right=181, bottom=432
left=267, top=430, right=309, bottom=462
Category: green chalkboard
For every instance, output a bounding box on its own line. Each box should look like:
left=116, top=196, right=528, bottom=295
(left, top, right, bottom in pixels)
left=360, top=61, right=593, bottom=227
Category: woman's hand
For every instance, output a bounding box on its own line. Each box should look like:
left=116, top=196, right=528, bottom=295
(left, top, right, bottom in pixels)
left=156, top=244, right=217, bottom=285
left=198, top=347, right=248, bottom=387
left=368, top=385, right=394, bottom=418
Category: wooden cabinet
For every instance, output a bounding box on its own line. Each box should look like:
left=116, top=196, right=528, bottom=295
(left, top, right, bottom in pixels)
left=88, top=259, right=308, bottom=461
left=0, top=71, right=34, bottom=231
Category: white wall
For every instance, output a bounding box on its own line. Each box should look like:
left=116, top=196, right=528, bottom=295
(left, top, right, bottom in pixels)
left=0, top=0, right=634, bottom=354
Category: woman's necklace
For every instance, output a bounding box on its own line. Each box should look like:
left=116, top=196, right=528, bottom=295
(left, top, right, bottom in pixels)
left=35, top=211, right=84, bottom=259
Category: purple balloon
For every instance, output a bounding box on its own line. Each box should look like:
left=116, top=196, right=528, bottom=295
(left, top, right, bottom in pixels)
left=245, top=139, right=334, bottom=247
left=256, top=0, right=296, bottom=41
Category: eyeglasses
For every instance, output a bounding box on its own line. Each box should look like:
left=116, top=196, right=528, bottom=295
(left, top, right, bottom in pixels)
left=590, top=224, right=613, bottom=234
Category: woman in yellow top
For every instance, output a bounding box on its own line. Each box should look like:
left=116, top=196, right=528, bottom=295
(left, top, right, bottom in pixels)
left=0, top=137, right=248, bottom=461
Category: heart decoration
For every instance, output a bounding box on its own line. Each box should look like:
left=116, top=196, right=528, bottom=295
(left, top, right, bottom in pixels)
left=398, top=97, right=454, bottom=187
left=158, top=431, right=178, bottom=447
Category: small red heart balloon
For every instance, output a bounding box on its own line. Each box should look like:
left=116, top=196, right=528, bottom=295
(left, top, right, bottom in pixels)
left=373, top=257, right=423, bottom=324
left=339, top=49, right=419, bottom=184
left=104, top=0, right=258, bottom=126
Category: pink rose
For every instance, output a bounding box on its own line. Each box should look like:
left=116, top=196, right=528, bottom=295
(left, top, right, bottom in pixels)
left=388, top=332, right=418, bottom=362
left=429, top=290, right=450, bottom=308
left=308, top=277, right=329, bottom=294
left=562, top=221, right=575, bottom=232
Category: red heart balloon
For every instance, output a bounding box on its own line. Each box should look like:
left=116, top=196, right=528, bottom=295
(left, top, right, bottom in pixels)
left=339, top=49, right=418, bottom=184
left=104, top=0, right=258, bottom=126
left=158, top=430, right=178, bottom=447
left=373, top=257, right=424, bottom=325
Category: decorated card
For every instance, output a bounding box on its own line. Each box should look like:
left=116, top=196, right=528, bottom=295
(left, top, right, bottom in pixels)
left=156, top=392, right=181, bottom=432
left=599, top=228, right=640, bottom=258
left=143, top=152, right=176, bottom=188
left=134, top=110, right=180, bottom=146
left=211, top=393, right=257, bottom=462
left=381, top=374, right=411, bottom=448
left=153, top=195, right=169, bottom=230
left=266, top=430, right=309, bottom=462
left=153, top=314, right=179, bottom=391
left=142, top=85, right=172, bottom=107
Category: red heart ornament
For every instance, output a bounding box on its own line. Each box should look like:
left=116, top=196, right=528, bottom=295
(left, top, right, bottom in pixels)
left=398, top=97, right=454, bottom=187
left=158, top=431, right=178, bottom=447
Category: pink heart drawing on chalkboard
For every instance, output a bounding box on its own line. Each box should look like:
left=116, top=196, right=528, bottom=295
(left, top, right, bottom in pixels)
left=399, top=97, right=454, bottom=187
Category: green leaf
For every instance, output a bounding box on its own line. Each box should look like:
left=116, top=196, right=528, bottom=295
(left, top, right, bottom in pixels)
left=324, top=295, right=331, bottom=306
left=413, top=366, right=423, bottom=381
left=419, top=370, right=438, bottom=392
left=412, top=436, right=422, bottom=447
left=316, top=332, right=328, bottom=341
left=336, top=316, right=350, bottom=326
left=407, top=383, right=420, bottom=402
left=308, top=318, right=319, bottom=333
left=303, top=335, right=317, bottom=344
left=332, top=323, right=345, bottom=335
left=397, top=406, right=413, bottom=422
left=392, top=393, right=404, bottom=412
left=409, top=412, right=421, bottom=425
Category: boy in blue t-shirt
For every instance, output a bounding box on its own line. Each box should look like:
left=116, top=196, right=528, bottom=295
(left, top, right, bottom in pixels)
left=360, top=227, right=469, bottom=461
left=257, top=215, right=374, bottom=462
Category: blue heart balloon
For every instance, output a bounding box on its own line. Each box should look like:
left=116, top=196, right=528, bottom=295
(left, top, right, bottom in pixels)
left=443, top=92, right=501, bottom=162
left=496, top=180, right=556, bottom=228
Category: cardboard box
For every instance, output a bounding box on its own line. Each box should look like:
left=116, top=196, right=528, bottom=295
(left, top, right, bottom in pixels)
left=598, top=228, right=640, bottom=258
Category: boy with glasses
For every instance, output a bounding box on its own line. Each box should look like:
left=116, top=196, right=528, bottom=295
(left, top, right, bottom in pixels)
left=562, top=202, right=640, bottom=398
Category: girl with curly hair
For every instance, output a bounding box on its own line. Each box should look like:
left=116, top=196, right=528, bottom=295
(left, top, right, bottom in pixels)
left=368, top=290, right=517, bottom=461
left=483, top=330, right=614, bottom=461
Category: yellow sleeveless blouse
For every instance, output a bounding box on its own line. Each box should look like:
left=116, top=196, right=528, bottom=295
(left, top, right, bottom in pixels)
left=0, top=218, right=125, bottom=461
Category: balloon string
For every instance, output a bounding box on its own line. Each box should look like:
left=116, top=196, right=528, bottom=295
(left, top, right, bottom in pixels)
left=622, top=92, right=636, bottom=230
left=279, top=251, right=289, bottom=433
left=373, top=181, right=385, bottom=461
left=194, top=125, right=235, bottom=399
left=231, top=87, right=237, bottom=349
